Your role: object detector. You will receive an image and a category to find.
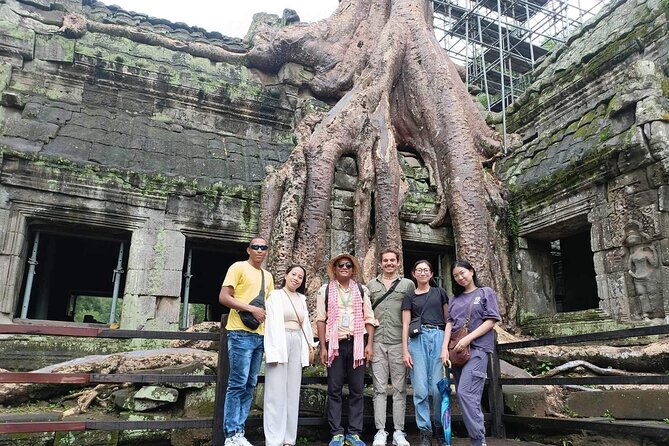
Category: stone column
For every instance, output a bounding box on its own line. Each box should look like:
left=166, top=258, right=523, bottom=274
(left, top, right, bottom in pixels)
left=122, top=221, right=185, bottom=331
left=0, top=209, right=28, bottom=323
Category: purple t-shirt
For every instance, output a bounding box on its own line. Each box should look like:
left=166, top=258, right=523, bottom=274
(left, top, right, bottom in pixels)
left=447, top=287, right=501, bottom=353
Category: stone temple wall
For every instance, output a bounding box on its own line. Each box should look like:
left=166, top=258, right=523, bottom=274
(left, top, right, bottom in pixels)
left=2, top=0, right=665, bottom=334
left=0, top=0, right=299, bottom=329
left=0, top=0, right=448, bottom=329
left=498, top=0, right=669, bottom=331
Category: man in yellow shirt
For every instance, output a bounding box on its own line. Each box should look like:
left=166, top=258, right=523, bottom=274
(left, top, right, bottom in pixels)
left=219, top=237, right=275, bottom=446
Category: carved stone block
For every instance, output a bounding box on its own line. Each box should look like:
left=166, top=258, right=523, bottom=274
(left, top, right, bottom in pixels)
left=663, top=267, right=669, bottom=323
left=595, top=274, right=610, bottom=315
left=606, top=272, right=632, bottom=321
left=660, top=239, right=669, bottom=266
left=659, top=186, right=669, bottom=212
left=604, top=247, right=627, bottom=273
left=647, top=161, right=669, bottom=188
left=590, top=221, right=604, bottom=252
left=329, top=229, right=353, bottom=256
left=607, top=170, right=650, bottom=196
left=34, top=34, right=75, bottom=63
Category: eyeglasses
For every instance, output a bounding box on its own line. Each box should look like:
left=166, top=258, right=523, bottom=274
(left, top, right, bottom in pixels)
left=414, top=268, right=431, bottom=274
left=250, top=244, right=269, bottom=251
left=336, top=262, right=353, bottom=269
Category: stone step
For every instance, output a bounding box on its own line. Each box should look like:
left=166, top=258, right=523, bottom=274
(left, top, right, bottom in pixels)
left=519, top=309, right=643, bottom=337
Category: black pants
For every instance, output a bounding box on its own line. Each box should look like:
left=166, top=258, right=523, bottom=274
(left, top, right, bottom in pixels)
left=327, top=338, right=365, bottom=436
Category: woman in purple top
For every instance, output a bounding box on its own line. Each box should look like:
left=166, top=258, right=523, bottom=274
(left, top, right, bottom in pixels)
left=445, top=260, right=501, bottom=446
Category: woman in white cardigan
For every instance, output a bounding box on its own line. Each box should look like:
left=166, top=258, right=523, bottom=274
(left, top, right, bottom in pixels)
left=263, top=264, right=315, bottom=446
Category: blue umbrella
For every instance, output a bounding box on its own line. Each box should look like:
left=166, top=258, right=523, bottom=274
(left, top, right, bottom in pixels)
left=436, top=360, right=452, bottom=445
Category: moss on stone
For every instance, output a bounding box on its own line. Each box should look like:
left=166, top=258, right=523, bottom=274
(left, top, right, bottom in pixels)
left=508, top=16, right=663, bottom=131
left=598, top=126, right=611, bottom=142
left=513, top=144, right=619, bottom=209
left=75, top=32, right=267, bottom=104
left=0, top=149, right=259, bottom=208
left=506, top=195, right=521, bottom=241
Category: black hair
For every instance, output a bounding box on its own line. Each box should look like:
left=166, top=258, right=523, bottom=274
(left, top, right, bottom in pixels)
left=280, top=264, right=307, bottom=295
left=451, top=259, right=483, bottom=296
left=411, top=259, right=438, bottom=287
left=379, top=248, right=400, bottom=261
left=412, top=259, right=433, bottom=272
left=248, top=236, right=267, bottom=246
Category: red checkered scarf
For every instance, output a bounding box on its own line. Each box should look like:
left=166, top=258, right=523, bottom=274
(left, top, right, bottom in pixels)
left=326, top=279, right=365, bottom=368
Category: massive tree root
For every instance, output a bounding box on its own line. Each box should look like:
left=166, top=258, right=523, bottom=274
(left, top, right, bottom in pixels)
left=60, top=1, right=514, bottom=319
left=254, top=0, right=513, bottom=318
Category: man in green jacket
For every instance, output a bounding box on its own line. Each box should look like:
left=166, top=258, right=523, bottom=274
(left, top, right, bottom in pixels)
left=367, top=248, right=415, bottom=446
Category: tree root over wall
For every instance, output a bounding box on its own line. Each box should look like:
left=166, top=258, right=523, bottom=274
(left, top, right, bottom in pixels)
left=59, top=1, right=518, bottom=321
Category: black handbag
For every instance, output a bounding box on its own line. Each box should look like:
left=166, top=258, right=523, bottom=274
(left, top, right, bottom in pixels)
left=408, top=292, right=428, bottom=338
left=239, top=270, right=265, bottom=330
left=408, top=315, right=422, bottom=338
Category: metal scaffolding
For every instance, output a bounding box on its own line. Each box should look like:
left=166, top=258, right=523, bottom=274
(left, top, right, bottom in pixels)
left=433, top=0, right=609, bottom=116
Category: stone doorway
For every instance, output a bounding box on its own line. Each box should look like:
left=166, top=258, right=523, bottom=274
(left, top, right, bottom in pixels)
left=402, top=243, right=452, bottom=290
left=17, top=230, right=130, bottom=324
left=179, top=240, right=247, bottom=328
left=552, top=231, right=598, bottom=312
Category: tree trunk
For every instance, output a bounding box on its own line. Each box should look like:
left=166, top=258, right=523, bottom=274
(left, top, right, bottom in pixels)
left=253, top=0, right=514, bottom=321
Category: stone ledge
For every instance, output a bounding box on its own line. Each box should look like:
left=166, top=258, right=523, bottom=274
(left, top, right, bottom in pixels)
left=566, top=389, right=669, bottom=420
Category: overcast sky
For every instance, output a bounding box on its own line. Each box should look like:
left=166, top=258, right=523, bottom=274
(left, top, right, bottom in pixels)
left=103, top=1, right=339, bottom=39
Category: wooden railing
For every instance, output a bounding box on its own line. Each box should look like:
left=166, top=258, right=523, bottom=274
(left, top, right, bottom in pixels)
left=0, top=323, right=219, bottom=435
left=489, top=324, right=669, bottom=441
left=3, top=319, right=668, bottom=444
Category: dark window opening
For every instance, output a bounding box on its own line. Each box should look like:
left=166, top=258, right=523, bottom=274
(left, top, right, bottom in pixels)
left=551, top=231, right=598, bottom=312
left=180, top=240, right=248, bottom=328
left=18, top=230, right=129, bottom=324
left=402, top=243, right=451, bottom=290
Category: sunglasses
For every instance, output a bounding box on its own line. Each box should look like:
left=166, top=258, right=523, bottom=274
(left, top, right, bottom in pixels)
left=336, top=262, right=353, bottom=269
left=250, top=244, right=269, bottom=251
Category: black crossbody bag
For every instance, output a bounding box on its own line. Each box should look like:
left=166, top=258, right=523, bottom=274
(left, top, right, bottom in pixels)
left=408, top=291, right=429, bottom=338
left=239, top=270, right=265, bottom=330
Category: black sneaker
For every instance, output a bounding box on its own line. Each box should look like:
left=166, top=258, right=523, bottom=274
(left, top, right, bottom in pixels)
left=419, top=431, right=432, bottom=446
left=434, top=432, right=445, bottom=446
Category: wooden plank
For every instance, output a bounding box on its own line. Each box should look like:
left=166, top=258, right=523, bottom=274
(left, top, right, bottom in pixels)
left=0, top=421, right=85, bottom=434
left=0, top=324, right=220, bottom=341
left=87, top=418, right=212, bottom=430
left=498, top=324, right=669, bottom=350
left=299, top=376, right=373, bottom=385
left=487, top=335, right=506, bottom=438
left=500, top=375, right=669, bottom=386
left=99, top=329, right=219, bottom=341
left=0, top=324, right=100, bottom=337
left=0, top=373, right=90, bottom=384
left=91, top=374, right=215, bottom=384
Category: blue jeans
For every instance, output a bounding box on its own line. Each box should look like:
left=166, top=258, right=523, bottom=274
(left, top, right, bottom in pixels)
left=224, top=330, right=264, bottom=436
left=408, top=326, right=444, bottom=432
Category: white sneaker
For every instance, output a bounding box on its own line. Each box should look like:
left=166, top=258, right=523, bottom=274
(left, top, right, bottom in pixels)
left=224, top=436, right=239, bottom=446
left=392, top=430, right=410, bottom=446
left=373, top=430, right=388, bottom=446
left=234, top=432, right=254, bottom=446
